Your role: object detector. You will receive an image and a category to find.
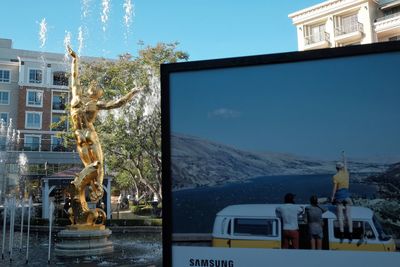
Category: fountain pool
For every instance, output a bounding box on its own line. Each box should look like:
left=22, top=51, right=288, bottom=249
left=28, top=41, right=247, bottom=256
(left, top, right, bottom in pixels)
left=0, top=231, right=162, bottom=266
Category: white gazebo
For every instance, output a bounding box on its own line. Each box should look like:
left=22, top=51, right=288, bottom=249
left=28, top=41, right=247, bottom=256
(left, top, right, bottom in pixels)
left=41, top=167, right=112, bottom=219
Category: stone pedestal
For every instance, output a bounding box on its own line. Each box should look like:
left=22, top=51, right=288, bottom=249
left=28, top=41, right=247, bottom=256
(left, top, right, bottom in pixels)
left=55, top=227, right=113, bottom=257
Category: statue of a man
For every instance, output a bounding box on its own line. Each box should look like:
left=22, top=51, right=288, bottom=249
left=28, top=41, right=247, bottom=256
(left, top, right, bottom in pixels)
left=67, top=46, right=141, bottom=225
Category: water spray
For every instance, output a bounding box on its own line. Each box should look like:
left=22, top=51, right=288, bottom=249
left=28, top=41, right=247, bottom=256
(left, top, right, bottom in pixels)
left=8, top=197, right=15, bottom=261
left=25, top=196, right=32, bottom=264
left=123, top=0, right=134, bottom=41
left=78, top=26, right=84, bottom=56
left=101, top=0, right=110, bottom=33
left=20, top=199, right=25, bottom=251
left=81, top=0, right=91, bottom=19
left=39, top=18, right=47, bottom=49
left=63, top=31, right=72, bottom=63
left=1, top=199, right=8, bottom=260
left=48, top=201, right=55, bottom=264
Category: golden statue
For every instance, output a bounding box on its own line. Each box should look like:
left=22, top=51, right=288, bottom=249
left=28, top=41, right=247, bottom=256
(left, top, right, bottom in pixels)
left=67, top=46, right=140, bottom=229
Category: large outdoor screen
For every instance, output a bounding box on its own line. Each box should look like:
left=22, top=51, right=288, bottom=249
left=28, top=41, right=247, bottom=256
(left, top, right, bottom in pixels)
left=161, top=42, right=400, bottom=267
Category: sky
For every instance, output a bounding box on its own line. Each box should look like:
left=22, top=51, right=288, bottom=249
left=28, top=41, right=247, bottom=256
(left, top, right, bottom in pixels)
left=0, top=0, right=323, bottom=60
left=170, top=52, right=400, bottom=162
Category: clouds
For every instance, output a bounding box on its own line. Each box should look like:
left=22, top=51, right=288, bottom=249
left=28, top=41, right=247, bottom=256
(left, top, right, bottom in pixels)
left=208, top=108, right=241, bottom=119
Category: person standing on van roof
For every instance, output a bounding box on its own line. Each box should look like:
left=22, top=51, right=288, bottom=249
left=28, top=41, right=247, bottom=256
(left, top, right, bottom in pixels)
left=275, top=193, right=304, bottom=249
left=305, top=195, right=327, bottom=250
left=330, top=151, right=353, bottom=241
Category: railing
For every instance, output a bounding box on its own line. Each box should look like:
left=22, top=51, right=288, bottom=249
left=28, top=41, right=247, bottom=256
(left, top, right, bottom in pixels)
left=335, top=22, right=363, bottom=36
left=53, top=80, right=69, bottom=86
left=375, top=11, right=400, bottom=23
left=52, top=103, right=66, bottom=110
left=0, top=142, right=76, bottom=152
left=305, top=32, right=330, bottom=45
left=51, top=125, right=68, bottom=132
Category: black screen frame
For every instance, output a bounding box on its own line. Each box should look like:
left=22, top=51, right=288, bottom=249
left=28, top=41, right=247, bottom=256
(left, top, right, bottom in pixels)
left=160, top=41, right=400, bottom=266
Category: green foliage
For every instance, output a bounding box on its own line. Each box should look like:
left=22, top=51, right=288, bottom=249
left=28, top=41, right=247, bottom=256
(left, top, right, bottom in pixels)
left=131, top=205, right=141, bottom=213
left=130, top=204, right=153, bottom=216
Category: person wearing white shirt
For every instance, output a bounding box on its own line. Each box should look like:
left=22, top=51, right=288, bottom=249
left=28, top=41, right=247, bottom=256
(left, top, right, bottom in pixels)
left=276, top=193, right=304, bottom=249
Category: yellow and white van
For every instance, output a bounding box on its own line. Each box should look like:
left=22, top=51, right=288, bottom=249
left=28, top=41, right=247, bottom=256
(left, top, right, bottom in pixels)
left=212, top=204, right=396, bottom=252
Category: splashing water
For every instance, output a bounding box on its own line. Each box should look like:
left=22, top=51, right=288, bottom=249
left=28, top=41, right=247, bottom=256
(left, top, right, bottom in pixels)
left=143, top=68, right=160, bottom=117
left=0, top=119, right=19, bottom=151
left=123, top=0, right=134, bottom=26
left=101, top=0, right=110, bottom=33
left=81, top=0, right=91, bottom=19
left=38, top=18, right=47, bottom=49
left=63, top=31, right=72, bottom=63
left=18, top=153, right=28, bottom=175
left=78, top=26, right=84, bottom=56
left=123, top=0, right=135, bottom=42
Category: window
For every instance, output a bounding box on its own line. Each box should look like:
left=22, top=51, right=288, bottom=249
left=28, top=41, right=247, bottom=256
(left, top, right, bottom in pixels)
left=29, top=69, right=42, bottom=84
left=25, top=112, right=42, bottom=129
left=0, top=70, right=10, bottom=83
left=51, top=114, right=67, bottom=131
left=53, top=71, right=68, bottom=86
left=51, top=136, right=65, bottom=151
left=26, top=90, right=43, bottom=107
left=306, top=24, right=327, bottom=44
left=333, top=220, right=376, bottom=240
left=0, top=113, right=8, bottom=126
left=233, top=218, right=278, bottom=237
left=0, top=91, right=10, bottom=105
left=341, top=14, right=359, bottom=34
left=52, top=91, right=68, bottom=110
left=24, top=135, right=40, bottom=151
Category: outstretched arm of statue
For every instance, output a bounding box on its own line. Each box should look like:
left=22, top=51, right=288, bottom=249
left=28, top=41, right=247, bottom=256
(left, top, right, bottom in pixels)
left=67, top=45, right=82, bottom=97
left=97, top=88, right=142, bottom=110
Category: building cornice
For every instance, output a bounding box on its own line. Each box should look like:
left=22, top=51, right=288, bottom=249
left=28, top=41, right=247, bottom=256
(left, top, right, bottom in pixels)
left=18, top=57, right=68, bottom=66
left=0, top=60, right=19, bottom=67
left=289, top=0, right=369, bottom=25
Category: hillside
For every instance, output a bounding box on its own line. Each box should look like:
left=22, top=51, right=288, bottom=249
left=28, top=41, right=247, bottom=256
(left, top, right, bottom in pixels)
left=171, top=133, right=386, bottom=190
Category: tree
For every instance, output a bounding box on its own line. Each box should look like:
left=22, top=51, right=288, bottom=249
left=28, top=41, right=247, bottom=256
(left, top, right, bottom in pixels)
left=77, top=42, right=188, bottom=202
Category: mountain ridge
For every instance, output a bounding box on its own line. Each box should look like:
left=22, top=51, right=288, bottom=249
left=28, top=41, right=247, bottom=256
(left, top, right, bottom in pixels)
left=171, top=133, right=387, bottom=190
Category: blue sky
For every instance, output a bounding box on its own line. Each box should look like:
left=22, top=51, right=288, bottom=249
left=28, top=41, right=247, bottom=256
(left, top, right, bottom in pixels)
left=0, top=0, right=322, bottom=60
left=170, top=52, right=400, bottom=162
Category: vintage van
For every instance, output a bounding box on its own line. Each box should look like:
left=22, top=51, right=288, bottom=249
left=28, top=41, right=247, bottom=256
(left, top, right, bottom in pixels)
left=212, top=204, right=396, bottom=252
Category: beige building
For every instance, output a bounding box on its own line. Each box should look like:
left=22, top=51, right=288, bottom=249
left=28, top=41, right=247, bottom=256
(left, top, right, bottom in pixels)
left=289, top=0, right=400, bottom=51
left=0, top=38, right=80, bottom=202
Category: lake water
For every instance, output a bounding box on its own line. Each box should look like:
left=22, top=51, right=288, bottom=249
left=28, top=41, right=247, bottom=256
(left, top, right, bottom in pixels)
left=172, top=174, right=377, bottom=233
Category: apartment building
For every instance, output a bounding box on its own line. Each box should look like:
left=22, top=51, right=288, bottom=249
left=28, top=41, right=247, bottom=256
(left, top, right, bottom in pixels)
left=289, top=0, right=400, bottom=51
left=0, top=38, right=80, bottom=199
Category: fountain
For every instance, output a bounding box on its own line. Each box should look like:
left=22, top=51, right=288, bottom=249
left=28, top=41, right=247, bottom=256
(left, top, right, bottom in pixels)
left=0, top=2, right=162, bottom=265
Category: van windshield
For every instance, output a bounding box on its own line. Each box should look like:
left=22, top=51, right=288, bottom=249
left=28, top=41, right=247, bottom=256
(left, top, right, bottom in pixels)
left=373, top=215, right=391, bottom=241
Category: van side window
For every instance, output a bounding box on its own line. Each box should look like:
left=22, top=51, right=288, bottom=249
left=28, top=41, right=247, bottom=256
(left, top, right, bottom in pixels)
left=221, top=218, right=232, bottom=235
left=233, top=218, right=278, bottom=237
left=333, top=220, right=375, bottom=240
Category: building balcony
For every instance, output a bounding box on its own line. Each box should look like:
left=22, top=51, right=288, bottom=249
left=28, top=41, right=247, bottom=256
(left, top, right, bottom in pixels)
left=304, top=32, right=330, bottom=50
left=334, top=22, right=364, bottom=44
left=374, top=12, right=400, bottom=36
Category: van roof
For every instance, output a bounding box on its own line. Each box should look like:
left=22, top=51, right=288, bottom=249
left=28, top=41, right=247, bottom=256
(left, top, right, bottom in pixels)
left=216, top=204, right=374, bottom=220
